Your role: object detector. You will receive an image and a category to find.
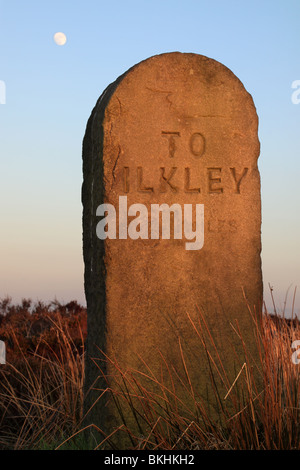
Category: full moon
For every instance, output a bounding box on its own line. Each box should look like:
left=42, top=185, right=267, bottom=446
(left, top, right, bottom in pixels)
left=53, top=32, right=67, bottom=46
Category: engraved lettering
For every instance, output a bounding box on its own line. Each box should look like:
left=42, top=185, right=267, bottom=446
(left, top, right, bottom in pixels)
left=159, top=167, right=178, bottom=193
left=121, top=166, right=249, bottom=194
left=189, top=132, right=205, bottom=157
left=184, top=168, right=201, bottom=193
left=230, top=167, right=248, bottom=193
left=218, top=220, right=226, bottom=232
left=137, top=167, right=153, bottom=192
left=207, top=168, right=223, bottom=193
left=161, top=131, right=180, bottom=158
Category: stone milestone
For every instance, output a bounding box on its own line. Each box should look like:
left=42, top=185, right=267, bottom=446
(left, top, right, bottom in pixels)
left=82, top=52, right=263, bottom=441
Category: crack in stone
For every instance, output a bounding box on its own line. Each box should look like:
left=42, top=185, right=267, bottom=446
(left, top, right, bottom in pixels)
left=146, top=87, right=173, bottom=110
left=112, top=145, right=121, bottom=184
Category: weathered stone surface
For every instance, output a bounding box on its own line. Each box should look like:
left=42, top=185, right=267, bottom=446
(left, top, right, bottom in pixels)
left=82, top=52, right=263, bottom=443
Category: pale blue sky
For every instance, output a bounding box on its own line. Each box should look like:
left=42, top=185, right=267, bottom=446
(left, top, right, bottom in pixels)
left=0, top=0, right=299, bottom=315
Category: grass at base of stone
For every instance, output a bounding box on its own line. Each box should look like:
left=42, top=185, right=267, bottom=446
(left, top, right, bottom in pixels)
left=1, top=296, right=300, bottom=450
left=82, top=305, right=300, bottom=450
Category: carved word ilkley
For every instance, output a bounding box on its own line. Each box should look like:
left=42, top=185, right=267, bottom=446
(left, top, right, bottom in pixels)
left=122, top=167, right=249, bottom=194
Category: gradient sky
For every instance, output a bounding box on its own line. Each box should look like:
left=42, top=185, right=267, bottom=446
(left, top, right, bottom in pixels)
left=0, top=0, right=299, bottom=315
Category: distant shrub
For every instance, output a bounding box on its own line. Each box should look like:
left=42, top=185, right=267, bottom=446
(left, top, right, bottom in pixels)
left=0, top=298, right=86, bottom=450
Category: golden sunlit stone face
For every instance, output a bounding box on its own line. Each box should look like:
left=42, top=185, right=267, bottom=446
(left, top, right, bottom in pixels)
left=82, top=53, right=263, bottom=445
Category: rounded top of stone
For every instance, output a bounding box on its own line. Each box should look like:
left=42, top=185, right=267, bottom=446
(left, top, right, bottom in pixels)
left=129, top=51, right=236, bottom=73
left=98, top=52, right=257, bottom=121
left=114, top=51, right=249, bottom=93
left=97, top=52, right=258, bottom=147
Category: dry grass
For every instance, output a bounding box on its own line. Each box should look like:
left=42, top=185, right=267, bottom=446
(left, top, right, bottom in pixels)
left=0, top=299, right=86, bottom=449
left=0, top=295, right=300, bottom=450
left=83, top=303, right=300, bottom=450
